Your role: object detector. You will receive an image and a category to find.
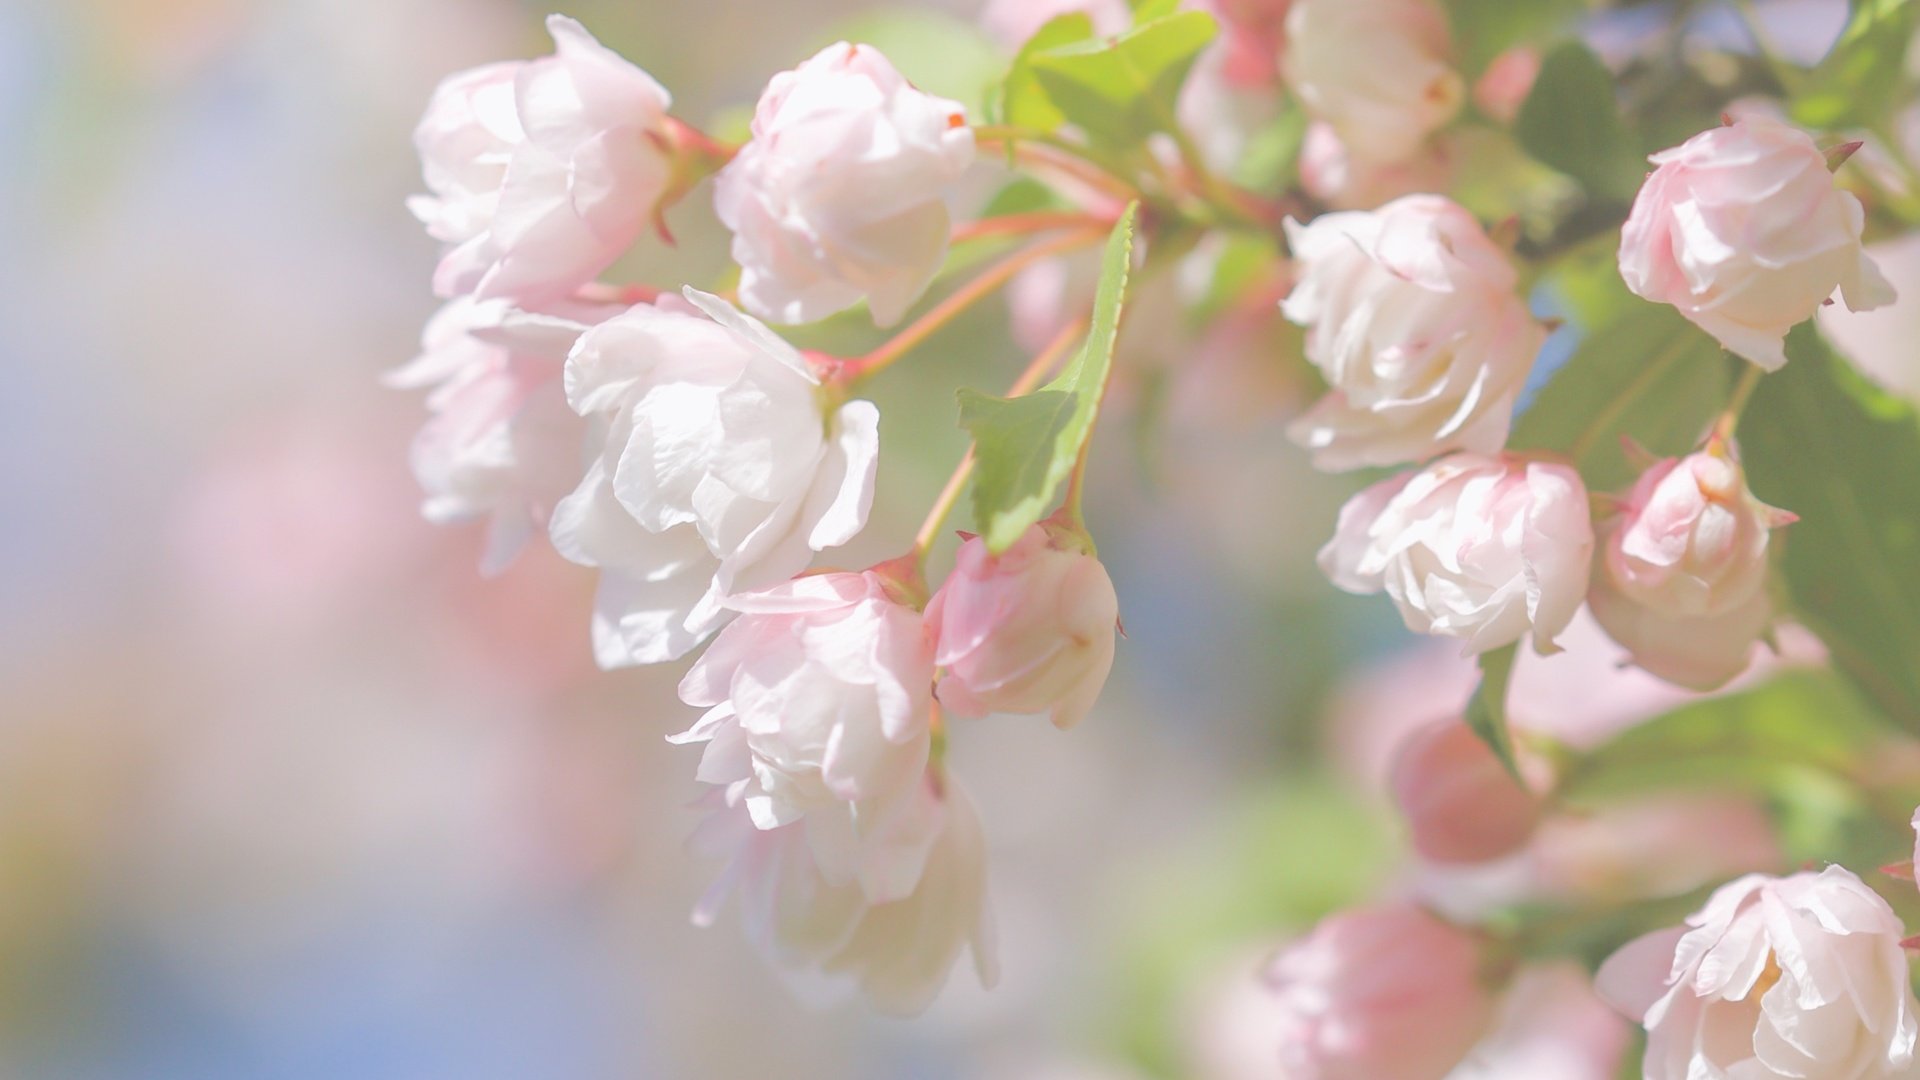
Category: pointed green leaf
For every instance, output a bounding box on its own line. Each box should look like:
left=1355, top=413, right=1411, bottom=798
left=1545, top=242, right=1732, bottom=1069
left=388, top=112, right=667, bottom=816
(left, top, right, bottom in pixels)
left=997, top=13, right=1097, bottom=131
left=1742, top=324, right=1920, bottom=730
left=1025, top=11, right=1217, bottom=149
left=959, top=204, right=1138, bottom=552
left=1514, top=41, right=1642, bottom=201
left=1464, top=644, right=1521, bottom=779
left=1512, top=306, right=1729, bottom=491
left=1792, top=0, right=1917, bottom=129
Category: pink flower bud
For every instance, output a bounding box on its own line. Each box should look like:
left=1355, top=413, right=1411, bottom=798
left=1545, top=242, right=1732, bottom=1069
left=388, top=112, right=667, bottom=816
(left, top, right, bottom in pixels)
left=928, top=524, right=1120, bottom=729
left=1389, top=718, right=1544, bottom=864
left=1473, top=46, right=1541, bottom=125
left=1282, top=0, right=1463, bottom=166
left=1296, top=122, right=1455, bottom=211
left=1589, top=449, right=1793, bottom=690
left=1264, top=904, right=1498, bottom=1080
left=1321, top=453, right=1595, bottom=656
left=715, top=43, right=975, bottom=326
left=1597, top=867, right=1920, bottom=1080
left=1283, top=195, right=1541, bottom=468
left=1619, top=116, right=1896, bottom=369
left=410, top=16, right=675, bottom=303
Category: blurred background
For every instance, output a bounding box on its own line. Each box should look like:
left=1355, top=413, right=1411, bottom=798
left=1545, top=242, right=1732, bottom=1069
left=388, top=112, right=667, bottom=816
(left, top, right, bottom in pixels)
left=3, top=1, right=1915, bottom=1077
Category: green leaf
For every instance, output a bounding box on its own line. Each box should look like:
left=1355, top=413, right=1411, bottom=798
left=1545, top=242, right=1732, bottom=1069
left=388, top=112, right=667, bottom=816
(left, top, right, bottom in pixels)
left=1742, top=324, right=1920, bottom=730
left=1025, top=11, right=1218, bottom=150
left=1512, top=306, right=1730, bottom=491
left=1792, top=0, right=1917, bottom=129
left=1514, top=41, right=1642, bottom=201
left=1444, top=0, right=1586, bottom=75
left=997, top=13, right=1097, bottom=132
left=1559, top=671, right=1886, bottom=803
left=823, top=10, right=1005, bottom=116
left=959, top=204, right=1138, bottom=552
left=1464, top=644, right=1521, bottom=779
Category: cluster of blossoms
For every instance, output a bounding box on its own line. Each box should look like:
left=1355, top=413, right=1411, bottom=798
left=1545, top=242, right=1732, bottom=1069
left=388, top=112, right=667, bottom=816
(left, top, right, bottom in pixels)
left=390, top=0, right=1920, bottom=1072
left=400, top=16, right=1123, bottom=1011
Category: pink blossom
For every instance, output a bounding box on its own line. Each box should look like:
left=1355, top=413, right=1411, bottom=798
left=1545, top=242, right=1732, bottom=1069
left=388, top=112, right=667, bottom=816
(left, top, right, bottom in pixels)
left=1620, top=116, right=1895, bottom=369
left=1296, top=122, right=1456, bottom=211
left=1320, top=454, right=1594, bottom=655
left=1598, top=867, right=1920, bottom=1079
left=1472, top=47, right=1541, bottom=125
left=1283, top=196, right=1542, bottom=468
left=1453, top=964, right=1631, bottom=1080
left=715, top=43, right=975, bottom=326
left=687, top=771, right=996, bottom=1015
left=673, top=570, right=935, bottom=886
left=1389, top=718, right=1544, bottom=865
left=388, top=294, right=622, bottom=573
left=980, top=0, right=1129, bottom=49
left=1282, top=0, right=1463, bottom=166
left=927, top=523, right=1120, bottom=729
left=1264, top=903, right=1498, bottom=1080
left=1589, top=448, right=1794, bottom=689
left=410, top=16, right=674, bottom=303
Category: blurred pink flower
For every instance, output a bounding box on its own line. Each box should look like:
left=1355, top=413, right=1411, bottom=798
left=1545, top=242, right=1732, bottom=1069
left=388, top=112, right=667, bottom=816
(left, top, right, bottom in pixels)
left=1389, top=718, right=1544, bottom=865
left=1297, top=121, right=1456, bottom=210
left=1282, top=0, right=1463, bottom=165
left=689, top=771, right=996, bottom=1015
left=980, top=0, right=1129, bottom=48
left=1472, top=47, right=1541, bottom=125
left=1453, top=963, right=1630, bottom=1080
left=1263, top=903, right=1498, bottom=1079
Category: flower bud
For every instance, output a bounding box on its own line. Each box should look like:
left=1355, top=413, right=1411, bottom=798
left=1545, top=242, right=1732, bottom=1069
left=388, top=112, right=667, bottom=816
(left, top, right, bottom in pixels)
left=1321, top=453, right=1595, bottom=656
left=715, top=43, right=975, bottom=326
left=1282, top=0, right=1463, bottom=166
left=1589, top=449, right=1793, bottom=690
left=1619, top=116, right=1895, bottom=369
left=1473, top=46, right=1541, bottom=125
left=928, top=524, right=1120, bottom=729
left=1264, top=904, right=1498, bottom=1080
left=1597, top=867, right=1920, bottom=1080
left=410, top=16, right=675, bottom=303
left=1296, top=122, right=1454, bottom=211
left=1389, top=718, right=1544, bottom=864
left=1282, top=195, right=1542, bottom=468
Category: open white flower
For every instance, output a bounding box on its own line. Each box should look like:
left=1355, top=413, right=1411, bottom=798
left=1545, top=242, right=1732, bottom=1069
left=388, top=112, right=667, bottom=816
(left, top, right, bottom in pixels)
left=1598, top=867, right=1920, bottom=1080
left=549, top=289, right=878, bottom=667
left=1283, top=195, right=1544, bottom=469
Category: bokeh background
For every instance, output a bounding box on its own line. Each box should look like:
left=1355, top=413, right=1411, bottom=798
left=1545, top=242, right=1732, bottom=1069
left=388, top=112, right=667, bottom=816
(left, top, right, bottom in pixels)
left=4, top=1, right=1916, bottom=1077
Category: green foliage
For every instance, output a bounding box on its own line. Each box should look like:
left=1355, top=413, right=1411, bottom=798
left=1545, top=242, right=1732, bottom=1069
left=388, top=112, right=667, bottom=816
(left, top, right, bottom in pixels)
left=1444, top=0, right=1587, bottom=75
left=1004, top=11, right=1218, bottom=150
left=997, top=13, right=1097, bottom=133
left=1791, top=0, right=1918, bottom=130
left=1096, top=777, right=1394, bottom=1078
left=1742, top=325, right=1920, bottom=731
left=1465, top=644, right=1522, bottom=778
left=1560, top=671, right=1887, bottom=803
left=1512, top=306, right=1729, bottom=492
left=1514, top=42, right=1642, bottom=201
left=959, top=205, right=1138, bottom=552
left=824, top=8, right=1005, bottom=115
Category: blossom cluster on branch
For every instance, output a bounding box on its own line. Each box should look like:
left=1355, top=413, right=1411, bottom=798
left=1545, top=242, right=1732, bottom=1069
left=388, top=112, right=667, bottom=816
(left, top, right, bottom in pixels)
left=390, top=0, right=1920, bottom=1074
